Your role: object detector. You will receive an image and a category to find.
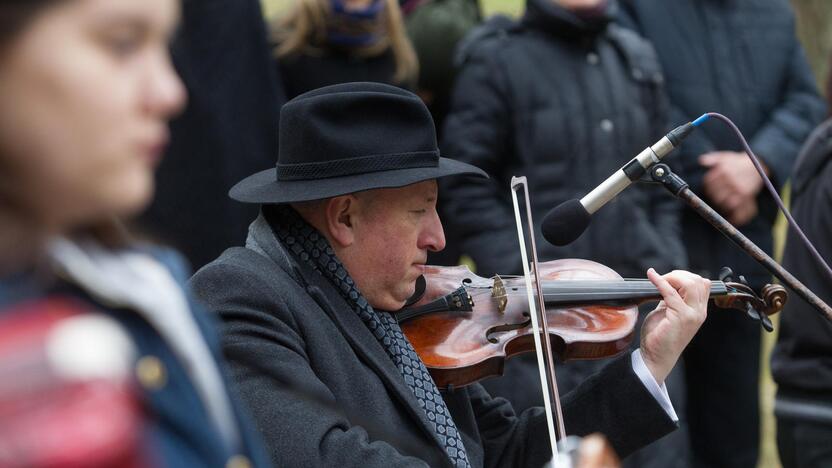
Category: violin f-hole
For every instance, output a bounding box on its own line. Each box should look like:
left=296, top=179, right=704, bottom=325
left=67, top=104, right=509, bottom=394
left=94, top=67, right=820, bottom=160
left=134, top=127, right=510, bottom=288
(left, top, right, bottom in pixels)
left=486, top=316, right=532, bottom=344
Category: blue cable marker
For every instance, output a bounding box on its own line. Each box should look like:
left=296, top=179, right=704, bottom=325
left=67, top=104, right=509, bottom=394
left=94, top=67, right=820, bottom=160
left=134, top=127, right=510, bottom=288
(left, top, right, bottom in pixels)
left=692, top=114, right=710, bottom=127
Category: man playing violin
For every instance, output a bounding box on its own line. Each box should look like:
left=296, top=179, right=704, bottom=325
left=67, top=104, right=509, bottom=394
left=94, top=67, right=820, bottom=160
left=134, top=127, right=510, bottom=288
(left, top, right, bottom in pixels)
left=191, top=82, right=712, bottom=467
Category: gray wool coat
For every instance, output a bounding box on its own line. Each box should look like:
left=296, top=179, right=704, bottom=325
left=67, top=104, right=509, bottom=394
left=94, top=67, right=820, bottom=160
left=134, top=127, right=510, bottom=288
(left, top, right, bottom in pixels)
left=190, top=212, right=677, bottom=468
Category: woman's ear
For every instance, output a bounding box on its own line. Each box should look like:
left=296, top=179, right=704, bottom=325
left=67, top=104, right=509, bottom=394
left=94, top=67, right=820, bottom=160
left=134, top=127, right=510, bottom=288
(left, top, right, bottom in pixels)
left=325, top=195, right=357, bottom=247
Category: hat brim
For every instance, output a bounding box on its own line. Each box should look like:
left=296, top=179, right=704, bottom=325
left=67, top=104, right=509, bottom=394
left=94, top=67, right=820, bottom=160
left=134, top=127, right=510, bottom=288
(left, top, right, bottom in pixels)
left=229, top=157, right=488, bottom=204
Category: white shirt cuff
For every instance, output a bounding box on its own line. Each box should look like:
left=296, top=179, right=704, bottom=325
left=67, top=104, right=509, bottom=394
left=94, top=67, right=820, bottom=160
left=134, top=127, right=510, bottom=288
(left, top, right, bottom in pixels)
left=631, top=349, right=679, bottom=422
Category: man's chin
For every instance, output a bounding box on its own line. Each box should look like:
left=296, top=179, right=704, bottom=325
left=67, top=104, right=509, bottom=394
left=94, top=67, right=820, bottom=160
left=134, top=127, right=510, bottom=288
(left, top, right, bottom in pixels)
left=390, top=286, right=419, bottom=312
left=371, top=281, right=420, bottom=312
left=369, top=293, right=408, bottom=312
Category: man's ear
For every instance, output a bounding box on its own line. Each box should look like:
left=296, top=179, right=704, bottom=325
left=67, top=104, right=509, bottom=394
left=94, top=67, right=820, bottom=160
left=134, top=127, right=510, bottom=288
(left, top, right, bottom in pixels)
left=324, top=195, right=357, bottom=247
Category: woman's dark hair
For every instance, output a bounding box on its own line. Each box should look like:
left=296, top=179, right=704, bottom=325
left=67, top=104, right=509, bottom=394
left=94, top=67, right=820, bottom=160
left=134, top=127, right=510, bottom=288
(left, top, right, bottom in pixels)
left=0, top=2, right=61, bottom=270
left=0, top=1, right=62, bottom=46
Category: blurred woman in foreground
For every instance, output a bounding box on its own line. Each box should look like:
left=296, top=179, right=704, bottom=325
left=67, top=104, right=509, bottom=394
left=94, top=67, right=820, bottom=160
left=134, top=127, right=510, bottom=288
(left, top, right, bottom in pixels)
left=0, top=0, right=268, bottom=466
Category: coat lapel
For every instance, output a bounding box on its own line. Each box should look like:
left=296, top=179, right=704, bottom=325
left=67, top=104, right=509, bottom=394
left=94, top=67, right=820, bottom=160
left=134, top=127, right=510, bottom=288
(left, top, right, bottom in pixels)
left=247, top=213, right=453, bottom=462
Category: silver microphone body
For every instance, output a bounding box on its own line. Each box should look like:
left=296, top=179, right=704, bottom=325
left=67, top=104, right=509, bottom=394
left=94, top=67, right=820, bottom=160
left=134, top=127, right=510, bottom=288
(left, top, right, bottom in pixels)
left=579, top=136, right=676, bottom=214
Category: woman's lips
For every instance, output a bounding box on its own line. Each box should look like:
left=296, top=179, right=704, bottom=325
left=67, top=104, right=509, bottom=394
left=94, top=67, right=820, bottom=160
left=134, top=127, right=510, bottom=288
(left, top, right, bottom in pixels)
left=140, top=133, right=169, bottom=166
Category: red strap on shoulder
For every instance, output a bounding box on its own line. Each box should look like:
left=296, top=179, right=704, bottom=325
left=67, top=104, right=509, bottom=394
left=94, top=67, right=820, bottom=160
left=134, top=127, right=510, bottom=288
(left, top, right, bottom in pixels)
left=0, top=298, right=151, bottom=468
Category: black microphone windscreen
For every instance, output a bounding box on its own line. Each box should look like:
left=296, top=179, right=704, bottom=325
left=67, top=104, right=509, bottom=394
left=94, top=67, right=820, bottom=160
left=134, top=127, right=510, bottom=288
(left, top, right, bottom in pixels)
left=541, top=199, right=591, bottom=246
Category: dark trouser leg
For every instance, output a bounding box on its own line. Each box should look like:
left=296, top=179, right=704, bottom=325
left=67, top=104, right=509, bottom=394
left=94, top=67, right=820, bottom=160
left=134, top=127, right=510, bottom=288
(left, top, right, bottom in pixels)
left=777, top=417, right=832, bottom=468
left=685, top=305, right=761, bottom=468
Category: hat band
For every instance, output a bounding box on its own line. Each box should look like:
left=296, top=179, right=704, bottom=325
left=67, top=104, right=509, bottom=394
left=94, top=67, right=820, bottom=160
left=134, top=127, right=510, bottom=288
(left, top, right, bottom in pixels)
left=277, top=151, right=439, bottom=181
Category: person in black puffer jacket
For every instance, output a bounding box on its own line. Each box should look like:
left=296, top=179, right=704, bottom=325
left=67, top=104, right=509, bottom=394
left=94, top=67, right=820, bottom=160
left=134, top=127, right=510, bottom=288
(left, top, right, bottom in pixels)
left=443, top=0, right=685, bottom=283
left=618, top=2, right=826, bottom=466
left=442, top=1, right=688, bottom=466
left=770, top=117, right=832, bottom=468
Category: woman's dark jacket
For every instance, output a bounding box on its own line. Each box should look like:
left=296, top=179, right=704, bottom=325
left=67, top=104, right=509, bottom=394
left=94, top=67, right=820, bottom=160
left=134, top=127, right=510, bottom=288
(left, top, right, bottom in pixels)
left=770, top=119, right=832, bottom=420
left=619, top=0, right=826, bottom=287
left=0, top=248, right=270, bottom=468
left=441, top=0, right=685, bottom=278
left=189, top=212, right=677, bottom=468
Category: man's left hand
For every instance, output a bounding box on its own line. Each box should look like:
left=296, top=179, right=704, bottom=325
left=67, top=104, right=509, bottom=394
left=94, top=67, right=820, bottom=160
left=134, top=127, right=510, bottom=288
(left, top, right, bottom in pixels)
left=640, top=268, right=711, bottom=384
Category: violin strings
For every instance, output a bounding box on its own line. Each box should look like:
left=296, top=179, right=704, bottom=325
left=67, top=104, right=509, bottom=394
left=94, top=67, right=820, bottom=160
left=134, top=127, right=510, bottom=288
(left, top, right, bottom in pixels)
left=463, top=279, right=724, bottom=298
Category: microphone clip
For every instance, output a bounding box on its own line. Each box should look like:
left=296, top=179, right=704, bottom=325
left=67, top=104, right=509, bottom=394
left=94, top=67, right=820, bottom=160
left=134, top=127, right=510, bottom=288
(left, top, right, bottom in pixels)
left=648, top=163, right=688, bottom=195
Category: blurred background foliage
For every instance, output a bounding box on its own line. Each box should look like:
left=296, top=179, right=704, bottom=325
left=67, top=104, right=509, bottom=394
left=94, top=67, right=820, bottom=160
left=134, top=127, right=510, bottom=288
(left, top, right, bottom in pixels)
left=260, top=1, right=831, bottom=467
left=792, top=0, right=832, bottom=93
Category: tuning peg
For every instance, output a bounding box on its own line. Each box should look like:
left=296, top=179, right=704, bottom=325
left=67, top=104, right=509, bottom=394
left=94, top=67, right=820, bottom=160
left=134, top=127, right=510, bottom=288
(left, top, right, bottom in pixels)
left=718, top=267, right=735, bottom=283
left=745, top=303, right=774, bottom=333
left=760, top=314, right=774, bottom=333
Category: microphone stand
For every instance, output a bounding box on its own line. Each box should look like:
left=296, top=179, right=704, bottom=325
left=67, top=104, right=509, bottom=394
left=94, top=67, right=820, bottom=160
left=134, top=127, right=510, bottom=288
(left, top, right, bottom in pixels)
left=649, top=163, right=832, bottom=323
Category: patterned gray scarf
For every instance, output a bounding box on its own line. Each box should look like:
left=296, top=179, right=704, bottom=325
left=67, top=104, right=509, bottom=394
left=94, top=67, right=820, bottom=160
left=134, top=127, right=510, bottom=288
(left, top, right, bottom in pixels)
left=265, top=204, right=471, bottom=468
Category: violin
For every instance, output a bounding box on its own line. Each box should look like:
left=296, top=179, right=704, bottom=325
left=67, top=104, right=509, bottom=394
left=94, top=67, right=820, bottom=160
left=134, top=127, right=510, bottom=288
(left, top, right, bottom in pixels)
left=397, top=258, right=787, bottom=390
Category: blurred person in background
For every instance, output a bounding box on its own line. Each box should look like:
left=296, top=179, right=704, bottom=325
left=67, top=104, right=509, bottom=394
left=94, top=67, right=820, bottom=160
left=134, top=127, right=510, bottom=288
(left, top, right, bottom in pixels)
left=619, top=1, right=826, bottom=466
left=440, top=1, right=688, bottom=465
left=770, top=66, right=832, bottom=468
left=273, top=0, right=418, bottom=99
left=139, top=0, right=285, bottom=270
left=399, top=0, right=480, bottom=133
left=398, top=0, right=482, bottom=268
left=0, top=0, right=269, bottom=465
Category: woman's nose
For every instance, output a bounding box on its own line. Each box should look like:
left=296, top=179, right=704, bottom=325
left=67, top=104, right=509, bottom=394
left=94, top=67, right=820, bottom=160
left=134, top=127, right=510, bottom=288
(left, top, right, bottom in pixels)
left=144, top=50, right=186, bottom=119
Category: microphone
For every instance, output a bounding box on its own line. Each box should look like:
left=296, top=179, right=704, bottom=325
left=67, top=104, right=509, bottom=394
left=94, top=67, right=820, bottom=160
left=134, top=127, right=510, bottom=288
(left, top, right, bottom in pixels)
left=541, top=120, right=700, bottom=246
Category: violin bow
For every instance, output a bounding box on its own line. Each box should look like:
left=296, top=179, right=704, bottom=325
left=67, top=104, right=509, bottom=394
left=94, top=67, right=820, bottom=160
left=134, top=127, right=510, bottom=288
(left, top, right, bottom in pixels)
left=510, top=176, right=566, bottom=461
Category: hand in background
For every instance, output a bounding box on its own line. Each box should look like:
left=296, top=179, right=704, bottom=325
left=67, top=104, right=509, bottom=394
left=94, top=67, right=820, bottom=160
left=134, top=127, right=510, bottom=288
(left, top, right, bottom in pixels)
left=699, top=151, right=767, bottom=226
left=725, top=197, right=758, bottom=226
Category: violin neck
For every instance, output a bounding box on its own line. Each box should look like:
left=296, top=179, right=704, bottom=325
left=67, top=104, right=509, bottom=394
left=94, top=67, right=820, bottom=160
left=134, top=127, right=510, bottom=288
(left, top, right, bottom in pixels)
left=540, top=280, right=728, bottom=306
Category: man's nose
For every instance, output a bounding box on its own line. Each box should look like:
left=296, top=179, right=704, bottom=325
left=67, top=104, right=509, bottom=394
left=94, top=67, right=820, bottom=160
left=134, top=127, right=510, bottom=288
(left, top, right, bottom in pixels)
left=419, top=210, right=446, bottom=253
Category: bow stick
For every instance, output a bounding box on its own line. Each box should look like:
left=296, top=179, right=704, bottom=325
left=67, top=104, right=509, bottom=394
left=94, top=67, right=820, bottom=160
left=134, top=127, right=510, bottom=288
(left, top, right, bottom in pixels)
left=511, top=176, right=566, bottom=463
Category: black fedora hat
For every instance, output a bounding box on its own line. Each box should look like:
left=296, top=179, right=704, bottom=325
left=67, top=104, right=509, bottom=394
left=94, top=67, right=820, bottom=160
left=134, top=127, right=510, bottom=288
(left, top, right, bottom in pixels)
left=230, top=82, right=487, bottom=204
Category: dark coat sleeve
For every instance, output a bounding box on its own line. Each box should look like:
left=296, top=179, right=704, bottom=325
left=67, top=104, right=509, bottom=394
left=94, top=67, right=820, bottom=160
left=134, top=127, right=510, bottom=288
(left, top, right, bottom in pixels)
left=190, top=260, right=430, bottom=468
left=561, top=353, right=677, bottom=456
left=748, top=35, right=827, bottom=190
left=441, top=44, right=523, bottom=275
left=463, top=354, right=677, bottom=465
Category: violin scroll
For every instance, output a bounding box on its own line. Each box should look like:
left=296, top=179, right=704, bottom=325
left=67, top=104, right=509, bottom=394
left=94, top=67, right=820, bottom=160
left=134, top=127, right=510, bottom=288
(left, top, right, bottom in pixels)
left=760, top=283, right=788, bottom=316
left=712, top=266, right=787, bottom=329
left=711, top=281, right=786, bottom=317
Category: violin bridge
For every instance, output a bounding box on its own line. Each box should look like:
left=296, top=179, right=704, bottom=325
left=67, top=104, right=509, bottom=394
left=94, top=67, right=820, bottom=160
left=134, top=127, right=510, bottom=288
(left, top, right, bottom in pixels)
left=492, top=275, right=508, bottom=314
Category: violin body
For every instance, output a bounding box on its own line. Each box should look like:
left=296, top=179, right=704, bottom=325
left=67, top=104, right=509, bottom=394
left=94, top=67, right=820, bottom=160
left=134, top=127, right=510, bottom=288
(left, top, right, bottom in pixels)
left=401, top=259, right=638, bottom=390
left=399, top=258, right=786, bottom=390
